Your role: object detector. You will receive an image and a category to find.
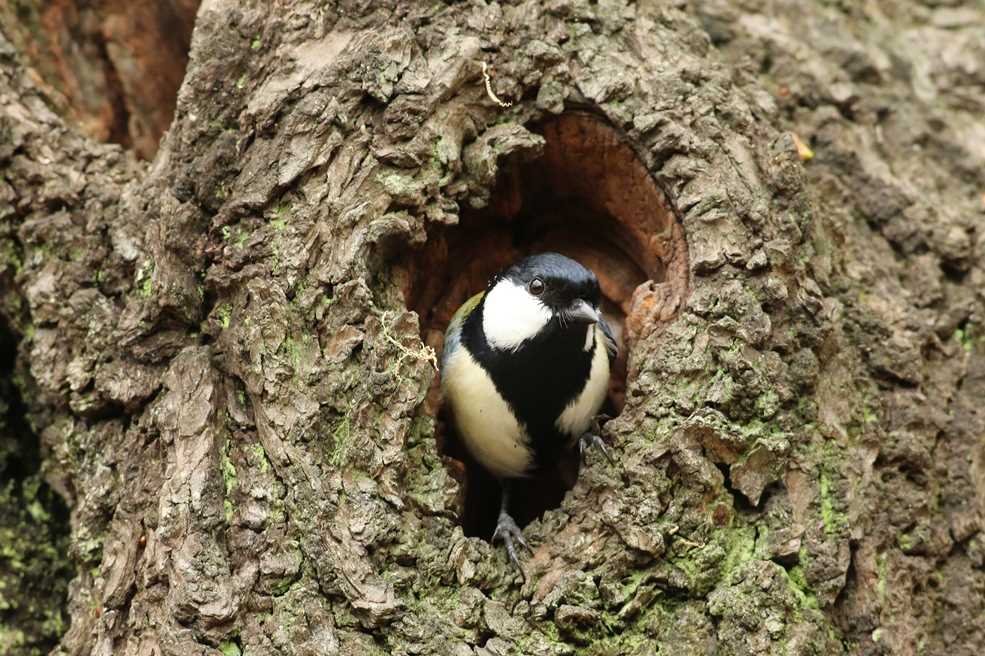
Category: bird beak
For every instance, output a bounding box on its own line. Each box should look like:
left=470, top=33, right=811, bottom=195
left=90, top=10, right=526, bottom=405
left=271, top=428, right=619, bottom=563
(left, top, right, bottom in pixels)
left=562, top=299, right=600, bottom=325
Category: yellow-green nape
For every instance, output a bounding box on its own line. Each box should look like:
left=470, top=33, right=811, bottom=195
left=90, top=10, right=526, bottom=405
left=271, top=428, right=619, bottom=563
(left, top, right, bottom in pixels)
left=449, top=291, right=485, bottom=328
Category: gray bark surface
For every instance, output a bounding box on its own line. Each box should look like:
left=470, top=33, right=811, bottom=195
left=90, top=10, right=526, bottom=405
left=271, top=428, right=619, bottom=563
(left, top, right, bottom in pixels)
left=1, top=1, right=984, bottom=655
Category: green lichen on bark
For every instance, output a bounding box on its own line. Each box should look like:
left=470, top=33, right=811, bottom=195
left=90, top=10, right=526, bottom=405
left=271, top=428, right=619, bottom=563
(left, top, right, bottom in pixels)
left=0, top=362, right=72, bottom=656
left=0, top=474, right=71, bottom=656
left=2, top=0, right=984, bottom=654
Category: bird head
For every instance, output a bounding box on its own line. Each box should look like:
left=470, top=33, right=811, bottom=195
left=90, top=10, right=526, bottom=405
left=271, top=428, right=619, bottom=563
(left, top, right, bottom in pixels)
left=482, top=252, right=602, bottom=351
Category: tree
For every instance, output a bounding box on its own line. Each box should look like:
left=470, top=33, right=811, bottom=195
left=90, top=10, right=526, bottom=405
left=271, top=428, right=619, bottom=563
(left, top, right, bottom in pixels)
left=2, top=1, right=984, bottom=655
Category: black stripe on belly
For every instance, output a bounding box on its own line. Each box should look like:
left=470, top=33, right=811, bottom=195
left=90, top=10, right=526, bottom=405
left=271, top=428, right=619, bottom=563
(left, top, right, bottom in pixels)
left=461, top=303, right=594, bottom=464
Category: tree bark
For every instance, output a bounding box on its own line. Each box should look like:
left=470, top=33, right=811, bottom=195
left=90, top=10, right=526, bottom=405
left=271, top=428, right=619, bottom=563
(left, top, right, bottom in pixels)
left=0, top=0, right=199, bottom=159
left=1, top=1, right=984, bottom=656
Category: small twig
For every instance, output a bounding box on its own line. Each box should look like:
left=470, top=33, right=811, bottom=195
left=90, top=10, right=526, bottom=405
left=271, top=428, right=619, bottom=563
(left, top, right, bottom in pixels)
left=481, top=61, right=513, bottom=108
left=380, top=311, right=439, bottom=372
left=665, top=524, right=704, bottom=549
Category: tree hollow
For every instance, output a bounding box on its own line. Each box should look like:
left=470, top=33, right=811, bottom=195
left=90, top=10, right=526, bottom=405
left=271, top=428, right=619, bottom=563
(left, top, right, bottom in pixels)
left=404, top=111, right=689, bottom=538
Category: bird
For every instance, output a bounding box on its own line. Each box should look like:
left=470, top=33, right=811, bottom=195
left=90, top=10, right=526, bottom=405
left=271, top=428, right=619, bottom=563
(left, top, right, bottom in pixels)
left=440, top=252, right=618, bottom=574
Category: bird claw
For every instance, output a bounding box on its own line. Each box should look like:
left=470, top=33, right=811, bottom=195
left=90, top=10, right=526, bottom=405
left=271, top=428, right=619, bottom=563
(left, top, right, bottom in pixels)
left=579, top=432, right=616, bottom=467
left=493, top=512, right=531, bottom=580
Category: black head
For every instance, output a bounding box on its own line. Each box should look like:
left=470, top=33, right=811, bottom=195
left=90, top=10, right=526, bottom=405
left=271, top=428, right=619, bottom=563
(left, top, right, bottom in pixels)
left=476, top=253, right=603, bottom=353
left=494, top=252, right=602, bottom=315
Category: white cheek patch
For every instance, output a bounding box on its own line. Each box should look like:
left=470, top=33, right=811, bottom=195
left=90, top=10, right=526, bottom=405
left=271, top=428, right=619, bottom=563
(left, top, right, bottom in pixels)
left=482, top=279, right=553, bottom=351
left=557, top=325, right=611, bottom=438
left=441, top=347, right=534, bottom=478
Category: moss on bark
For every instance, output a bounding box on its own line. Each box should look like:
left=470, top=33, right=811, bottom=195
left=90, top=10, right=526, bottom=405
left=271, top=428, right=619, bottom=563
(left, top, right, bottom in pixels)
left=1, top=1, right=984, bottom=655
left=0, top=325, right=71, bottom=656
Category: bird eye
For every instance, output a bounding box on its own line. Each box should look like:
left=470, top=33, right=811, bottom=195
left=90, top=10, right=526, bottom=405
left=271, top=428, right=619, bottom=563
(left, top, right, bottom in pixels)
left=528, top=278, right=545, bottom=296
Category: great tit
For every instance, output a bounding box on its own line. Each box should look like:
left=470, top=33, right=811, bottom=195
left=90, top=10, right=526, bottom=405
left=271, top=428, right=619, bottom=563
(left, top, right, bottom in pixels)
left=440, top=252, right=618, bottom=573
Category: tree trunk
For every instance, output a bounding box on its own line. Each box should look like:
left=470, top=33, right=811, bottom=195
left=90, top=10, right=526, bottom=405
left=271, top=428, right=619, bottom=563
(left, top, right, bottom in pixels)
left=2, top=2, right=984, bottom=655
left=0, top=0, right=199, bottom=159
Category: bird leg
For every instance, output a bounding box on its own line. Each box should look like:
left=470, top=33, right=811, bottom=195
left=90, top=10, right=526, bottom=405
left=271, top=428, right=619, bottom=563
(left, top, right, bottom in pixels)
left=492, top=481, right=531, bottom=578
left=579, top=416, right=616, bottom=466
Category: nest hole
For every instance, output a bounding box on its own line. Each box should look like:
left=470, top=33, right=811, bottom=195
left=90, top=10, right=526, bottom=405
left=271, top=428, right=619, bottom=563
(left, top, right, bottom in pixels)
left=401, top=112, right=688, bottom=539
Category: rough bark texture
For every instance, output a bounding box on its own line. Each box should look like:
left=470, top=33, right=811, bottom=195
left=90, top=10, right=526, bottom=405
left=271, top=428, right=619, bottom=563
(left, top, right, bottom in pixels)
left=1, top=1, right=984, bottom=655
left=0, top=0, right=199, bottom=159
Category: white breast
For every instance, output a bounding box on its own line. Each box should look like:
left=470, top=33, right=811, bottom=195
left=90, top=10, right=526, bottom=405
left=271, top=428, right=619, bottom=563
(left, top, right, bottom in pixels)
left=556, top=324, right=610, bottom=438
left=441, top=346, right=534, bottom=478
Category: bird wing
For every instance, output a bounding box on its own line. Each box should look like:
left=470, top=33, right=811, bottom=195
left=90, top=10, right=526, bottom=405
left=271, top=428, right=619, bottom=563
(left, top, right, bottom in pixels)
left=599, top=315, right=619, bottom=363
left=441, top=291, right=485, bottom=372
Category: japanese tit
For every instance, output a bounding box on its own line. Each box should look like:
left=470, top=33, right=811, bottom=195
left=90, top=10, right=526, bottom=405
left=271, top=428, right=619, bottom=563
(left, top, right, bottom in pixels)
left=440, top=252, right=617, bottom=572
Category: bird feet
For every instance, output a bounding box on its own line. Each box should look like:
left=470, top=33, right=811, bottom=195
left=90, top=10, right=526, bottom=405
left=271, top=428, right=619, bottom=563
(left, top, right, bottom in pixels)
left=493, top=511, right=532, bottom=579
left=579, top=431, right=616, bottom=466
